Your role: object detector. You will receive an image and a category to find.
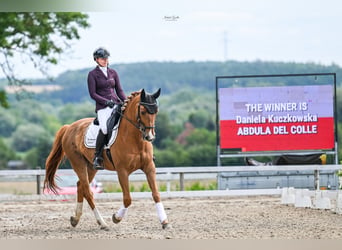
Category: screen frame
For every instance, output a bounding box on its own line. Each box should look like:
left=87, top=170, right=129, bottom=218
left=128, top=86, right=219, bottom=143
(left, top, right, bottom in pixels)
left=215, top=73, right=338, bottom=164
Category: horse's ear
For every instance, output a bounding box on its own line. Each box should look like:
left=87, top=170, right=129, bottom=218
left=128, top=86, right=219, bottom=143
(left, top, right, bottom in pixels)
left=152, top=88, right=161, bottom=99
left=141, top=89, right=146, bottom=101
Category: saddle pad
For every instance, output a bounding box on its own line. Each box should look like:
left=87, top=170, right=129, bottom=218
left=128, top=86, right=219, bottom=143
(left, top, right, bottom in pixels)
left=84, top=121, right=120, bottom=149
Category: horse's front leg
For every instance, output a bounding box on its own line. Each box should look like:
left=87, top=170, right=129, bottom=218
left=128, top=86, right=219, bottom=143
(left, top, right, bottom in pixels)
left=145, top=168, right=169, bottom=229
left=112, top=170, right=131, bottom=224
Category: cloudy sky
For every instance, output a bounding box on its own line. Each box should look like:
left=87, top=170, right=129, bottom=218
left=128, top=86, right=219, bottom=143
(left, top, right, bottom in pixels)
left=4, top=0, right=342, bottom=78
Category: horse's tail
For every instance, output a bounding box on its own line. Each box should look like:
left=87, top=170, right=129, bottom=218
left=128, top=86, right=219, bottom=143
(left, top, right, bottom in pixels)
left=44, top=125, right=69, bottom=194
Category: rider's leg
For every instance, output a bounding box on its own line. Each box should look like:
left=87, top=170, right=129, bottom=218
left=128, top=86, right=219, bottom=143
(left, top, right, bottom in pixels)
left=93, top=107, right=111, bottom=170
left=107, top=104, right=122, bottom=130
left=93, top=129, right=106, bottom=170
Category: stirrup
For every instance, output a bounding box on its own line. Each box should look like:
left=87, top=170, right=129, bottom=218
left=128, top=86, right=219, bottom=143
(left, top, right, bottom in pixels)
left=93, top=157, right=104, bottom=170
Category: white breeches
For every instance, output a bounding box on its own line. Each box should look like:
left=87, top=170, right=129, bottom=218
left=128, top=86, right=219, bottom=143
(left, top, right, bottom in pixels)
left=97, top=105, right=116, bottom=134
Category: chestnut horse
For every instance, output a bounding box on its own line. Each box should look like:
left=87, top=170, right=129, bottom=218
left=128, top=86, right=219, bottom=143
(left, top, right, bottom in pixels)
left=44, top=89, right=169, bottom=230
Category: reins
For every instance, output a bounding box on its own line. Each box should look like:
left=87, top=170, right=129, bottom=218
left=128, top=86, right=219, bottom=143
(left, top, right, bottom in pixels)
left=117, top=101, right=157, bottom=135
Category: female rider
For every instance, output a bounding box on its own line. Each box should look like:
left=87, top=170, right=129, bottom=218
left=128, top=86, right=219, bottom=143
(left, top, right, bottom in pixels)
left=87, top=47, right=126, bottom=170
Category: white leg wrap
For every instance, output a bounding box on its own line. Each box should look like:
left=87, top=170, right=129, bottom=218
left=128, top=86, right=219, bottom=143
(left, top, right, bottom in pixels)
left=93, top=207, right=107, bottom=227
left=75, top=202, right=83, bottom=220
left=155, top=202, right=167, bottom=223
left=116, top=206, right=128, bottom=220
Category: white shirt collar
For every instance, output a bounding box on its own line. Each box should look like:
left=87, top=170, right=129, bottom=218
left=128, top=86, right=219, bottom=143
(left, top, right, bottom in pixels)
left=99, top=66, right=108, bottom=77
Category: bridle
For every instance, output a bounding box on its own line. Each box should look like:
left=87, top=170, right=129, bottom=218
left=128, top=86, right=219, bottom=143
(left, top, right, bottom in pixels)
left=117, top=101, right=158, bottom=139
left=137, top=101, right=158, bottom=130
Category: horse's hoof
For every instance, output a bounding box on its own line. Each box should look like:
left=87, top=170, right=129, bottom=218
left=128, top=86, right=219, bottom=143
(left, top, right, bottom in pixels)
left=70, top=216, right=79, bottom=227
left=100, top=225, right=110, bottom=231
left=112, top=214, right=122, bottom=224
left=162, top=222, right=170, bottom=230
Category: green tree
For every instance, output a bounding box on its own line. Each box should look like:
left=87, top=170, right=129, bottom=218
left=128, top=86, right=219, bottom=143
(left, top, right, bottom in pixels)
left=187, top=144, right=217, bottom=166
left=24, top=136, right=53, bottom=168
left=0, top=107, right=17, bottom=136
left=188, top=110, right=215, bottom=130
left=185, top=128, right=216, bottom=147
left=154, top=112, right=176, bottom=149
left=183, top=129, right=217, bottom=166
left=11, top=123, right=49, bottom=152
left=0, top=137, right=17, bottom=169
left=58, top=102, right=94, bottom=124
left=154, top=146, right=191, bottom=167
left=11, top=99, right=46, bottom=124
left=0, top=12, right=90, bottom=106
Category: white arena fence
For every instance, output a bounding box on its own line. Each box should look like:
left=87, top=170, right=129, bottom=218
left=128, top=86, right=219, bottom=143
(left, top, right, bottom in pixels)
left=0, top=165, right=341, bottom=202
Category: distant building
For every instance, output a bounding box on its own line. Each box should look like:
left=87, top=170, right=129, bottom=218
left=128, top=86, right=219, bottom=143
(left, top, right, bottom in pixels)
left=7, top=160, right=28, bottom=170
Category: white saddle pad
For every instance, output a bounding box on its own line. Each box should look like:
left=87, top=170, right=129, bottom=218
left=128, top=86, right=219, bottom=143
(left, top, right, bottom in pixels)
left=84, top=121, right=120, bottom=149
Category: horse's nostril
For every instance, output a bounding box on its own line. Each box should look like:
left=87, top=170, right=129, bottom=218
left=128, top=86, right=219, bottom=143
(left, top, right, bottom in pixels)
left=144, top=135, right=155, bottom=142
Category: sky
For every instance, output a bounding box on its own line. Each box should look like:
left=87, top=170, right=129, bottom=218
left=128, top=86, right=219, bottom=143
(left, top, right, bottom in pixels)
left=3, top=0, right=342, bottom=79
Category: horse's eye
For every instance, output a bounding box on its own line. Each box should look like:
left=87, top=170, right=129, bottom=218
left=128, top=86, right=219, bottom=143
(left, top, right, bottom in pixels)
left=141, top=111, right=146, bottom=115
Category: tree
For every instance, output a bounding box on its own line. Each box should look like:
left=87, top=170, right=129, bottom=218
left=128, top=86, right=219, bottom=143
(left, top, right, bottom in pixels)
left=58, top=102, right=94, bottom=124
left=184, top=129, right=217, bottom=166
left=187, top=144, right=216, bottom=166
left=0, top=107, right=17, bottom=137
left=154, top=112, right=176, bottom=149
left=0, top=137, right=17, bottom=169
left=24, top=136, right=53, bottom=168
left=11, top=123, right=49, bottom=152
left=188, top=110, right=215, bottom=130
left=185, top=128, right=216, bottom=147
left=0, top=12, right=90, bottom=107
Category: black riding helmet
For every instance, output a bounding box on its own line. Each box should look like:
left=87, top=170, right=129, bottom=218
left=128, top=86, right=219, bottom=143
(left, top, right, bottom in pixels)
left=93, top=47, right=110, bottom=61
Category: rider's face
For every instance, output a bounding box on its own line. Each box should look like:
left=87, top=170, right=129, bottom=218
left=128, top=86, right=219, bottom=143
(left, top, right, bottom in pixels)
left=96, top=57, right=108, bottom=67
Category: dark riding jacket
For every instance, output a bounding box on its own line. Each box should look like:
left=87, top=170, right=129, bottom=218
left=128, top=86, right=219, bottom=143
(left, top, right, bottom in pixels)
left=87, top=66, right=126, bottom=112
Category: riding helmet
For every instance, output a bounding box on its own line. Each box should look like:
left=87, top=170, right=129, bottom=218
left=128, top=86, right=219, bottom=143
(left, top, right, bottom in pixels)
left=93, top=47, right=110, bottom=61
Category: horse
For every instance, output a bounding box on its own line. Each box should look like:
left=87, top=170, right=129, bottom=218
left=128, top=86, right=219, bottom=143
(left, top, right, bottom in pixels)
left=44, top=88, right=169, bottom=230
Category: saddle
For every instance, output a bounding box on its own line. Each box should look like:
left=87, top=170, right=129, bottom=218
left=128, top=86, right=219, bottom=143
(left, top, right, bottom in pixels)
left=84, top=113, right=121, bottom=149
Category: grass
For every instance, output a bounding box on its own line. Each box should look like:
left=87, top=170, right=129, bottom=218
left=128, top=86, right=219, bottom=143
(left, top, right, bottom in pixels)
left=103, top=180, right=217, bottom=193
left=0, top=182, right=37, bottom=195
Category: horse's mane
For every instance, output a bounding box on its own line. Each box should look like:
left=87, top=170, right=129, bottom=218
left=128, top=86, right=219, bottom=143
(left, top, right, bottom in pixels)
left=121, top=90, right=141, bottom=112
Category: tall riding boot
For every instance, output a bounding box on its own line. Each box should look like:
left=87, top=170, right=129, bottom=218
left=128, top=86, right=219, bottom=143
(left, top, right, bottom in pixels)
left=93, top=130, right=107, bottom=170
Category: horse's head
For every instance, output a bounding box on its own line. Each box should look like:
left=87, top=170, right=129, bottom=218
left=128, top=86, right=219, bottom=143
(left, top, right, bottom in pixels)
left=137, top=88, right=161, bottom=142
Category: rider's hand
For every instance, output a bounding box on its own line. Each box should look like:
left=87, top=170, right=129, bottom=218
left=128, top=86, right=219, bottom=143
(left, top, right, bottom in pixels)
left=106, top=100, right=115, bottom=108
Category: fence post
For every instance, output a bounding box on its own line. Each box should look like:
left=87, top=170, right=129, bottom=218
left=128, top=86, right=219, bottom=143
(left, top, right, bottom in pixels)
left=36, top=167, right=41, bottom=195
left=314, top=170, right=320, bottom=190
left=180, top=172, right=184, bottom=191
left=166, top=172, right=171, bottom=192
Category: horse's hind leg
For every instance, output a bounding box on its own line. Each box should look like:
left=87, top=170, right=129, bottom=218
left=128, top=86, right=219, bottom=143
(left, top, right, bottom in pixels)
left=70, top=181, right=84, bottom=227
left=69, top=157, right=109, bottom=230
left=84, top=168, right=109, bottom=230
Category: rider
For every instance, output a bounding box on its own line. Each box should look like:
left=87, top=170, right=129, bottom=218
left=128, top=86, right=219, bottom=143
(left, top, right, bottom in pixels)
left=87, top=47, right=127, bottom=170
